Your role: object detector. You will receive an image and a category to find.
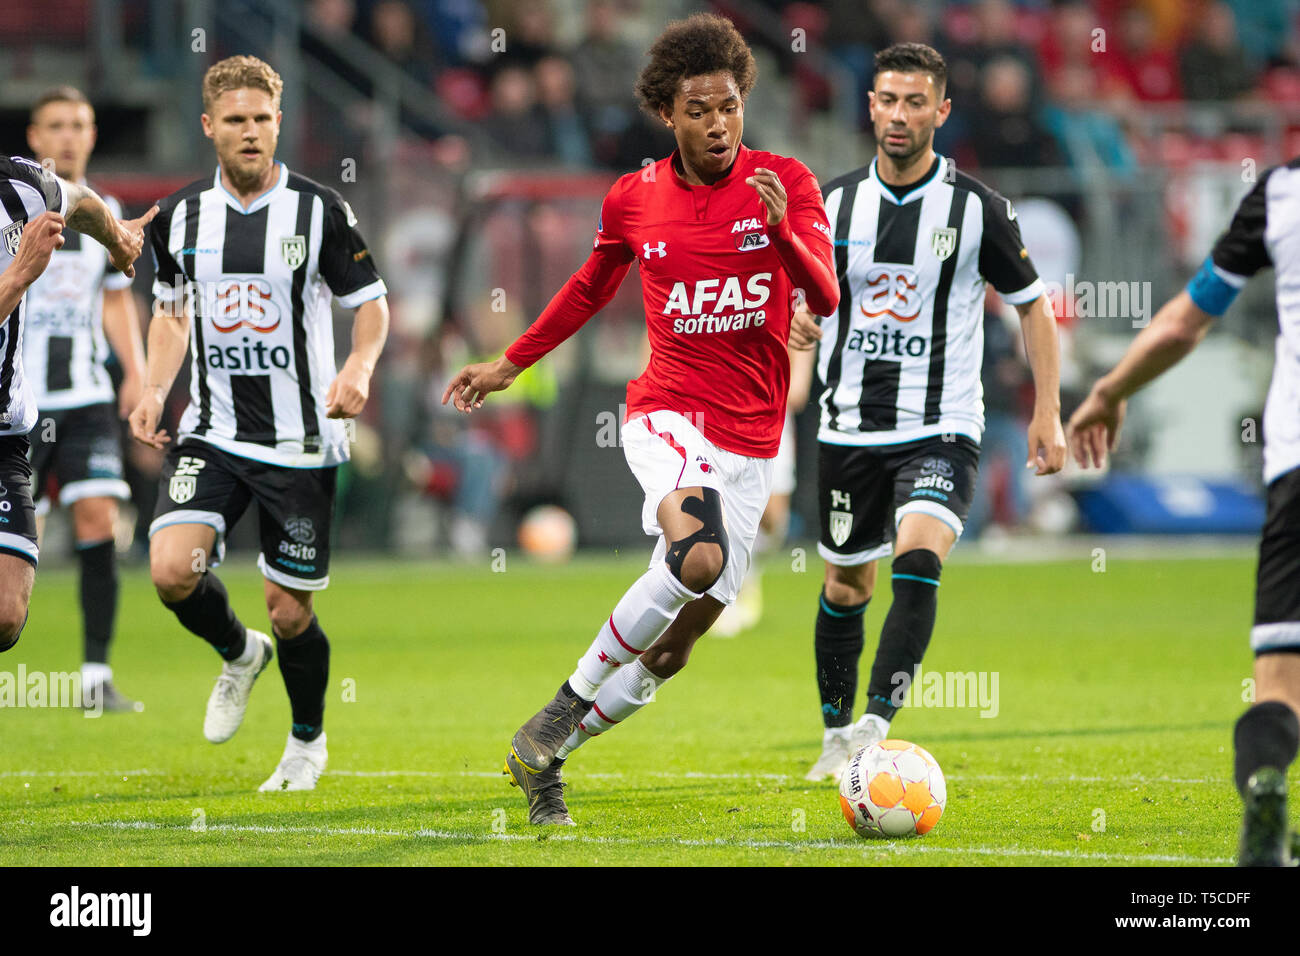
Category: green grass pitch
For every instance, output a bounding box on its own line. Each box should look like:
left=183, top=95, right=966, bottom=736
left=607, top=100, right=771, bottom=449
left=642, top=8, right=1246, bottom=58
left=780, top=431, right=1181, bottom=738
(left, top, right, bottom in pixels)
left=0, top=549, right=1273, bottom=866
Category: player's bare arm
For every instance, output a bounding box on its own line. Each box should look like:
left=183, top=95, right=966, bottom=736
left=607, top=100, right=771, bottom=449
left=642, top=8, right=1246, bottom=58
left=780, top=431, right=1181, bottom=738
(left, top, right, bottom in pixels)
left=325, top=296, right=390, bottom=419
left=1067, top=290, right=1215, bottom=470
left=1016, top=294, right=1067, bottom=476
left=0, top=211, right=66, bottom=320
left=101, top=286, right=147, bottom=418
left=129, top=299, right=192, bottom=449
left=61, top=180, right=157, bottom=277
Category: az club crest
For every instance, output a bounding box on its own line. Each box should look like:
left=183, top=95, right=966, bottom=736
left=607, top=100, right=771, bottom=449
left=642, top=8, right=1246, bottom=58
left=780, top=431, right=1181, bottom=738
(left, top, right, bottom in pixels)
left=2, top=220, right=25, bottom=258
left=281, top=235, right=307, bottom=270
left=930, top=226, right=957, bottom=262
left=829, top=510, right=853, bottom=547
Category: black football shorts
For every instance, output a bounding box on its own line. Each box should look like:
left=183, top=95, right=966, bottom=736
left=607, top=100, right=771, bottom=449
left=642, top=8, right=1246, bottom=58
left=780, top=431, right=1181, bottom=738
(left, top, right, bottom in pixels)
left=818, top=434, right=980, bottom=566
left=28, top=402, right=130, bottom=514
left=150, top=438, right=337, bottom=591
left=1252, top=465, right=1300, bottom=656
left=0, top=434, right=39, bottom=567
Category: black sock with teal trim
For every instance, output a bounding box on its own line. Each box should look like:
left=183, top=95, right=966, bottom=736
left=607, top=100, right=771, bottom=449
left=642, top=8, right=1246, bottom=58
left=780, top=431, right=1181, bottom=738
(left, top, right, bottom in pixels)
left=277, top=616, right=329, bottom=742
left=866, top=549, right=942, bottom=720
left=78, top=539, right=117, bottom=664
left=815, top=588, right=868, bottom=728
left=1234, top=700, right=1300, bottom=796
left=162, top=572, right=247, bottom=661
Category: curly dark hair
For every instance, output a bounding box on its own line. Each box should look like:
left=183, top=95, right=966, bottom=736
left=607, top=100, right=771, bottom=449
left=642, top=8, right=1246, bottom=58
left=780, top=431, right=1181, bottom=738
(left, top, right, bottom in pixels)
left=634, top=13, right=757, bottom=118
left=874, top=42, right=948, bottom=96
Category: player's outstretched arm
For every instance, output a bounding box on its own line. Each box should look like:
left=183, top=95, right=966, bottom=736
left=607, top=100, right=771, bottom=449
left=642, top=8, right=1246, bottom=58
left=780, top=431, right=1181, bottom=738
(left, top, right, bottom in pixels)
left=61, top=180, right=157, bottom=278
left=441, top=355, right=524, bottom=413
left=1067, top=290, right=1215, bottom=470
left=0, top=212, right=65, bottom=322
left=326, top=296, right=389, bottom=419
left=1016, top=294, right=1067, bottom=476
left=129, top=299, right=192, bottom=449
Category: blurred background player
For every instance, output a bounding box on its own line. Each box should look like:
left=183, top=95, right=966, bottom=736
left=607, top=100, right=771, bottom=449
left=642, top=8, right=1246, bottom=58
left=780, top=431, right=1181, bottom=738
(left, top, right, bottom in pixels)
left=0, top=157, right=151, bottom=656
left=712, top=342, right=815, bottom=636
left=444, top=13, right=836, bottom=825
left=804, top=43, right=1066, bottom=782
left=1068, top=157, right=1300, bottom=867
left=23, top=86, right=148, bottom=712
left=130, top=56, right=389, bottom=791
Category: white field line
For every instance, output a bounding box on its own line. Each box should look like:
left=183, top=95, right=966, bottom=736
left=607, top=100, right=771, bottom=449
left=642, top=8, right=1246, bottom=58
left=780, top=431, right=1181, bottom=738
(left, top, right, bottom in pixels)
left=0, top=768, right=163, bottom=778
left=47, top=819, right=1230, bottom=865
left=1, top=768, right=1225, bottom=785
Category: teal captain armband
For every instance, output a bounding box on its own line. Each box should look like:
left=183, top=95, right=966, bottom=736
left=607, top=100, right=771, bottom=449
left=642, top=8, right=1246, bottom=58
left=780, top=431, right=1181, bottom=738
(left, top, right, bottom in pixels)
left=1186, top=255, right=1245, bottom=317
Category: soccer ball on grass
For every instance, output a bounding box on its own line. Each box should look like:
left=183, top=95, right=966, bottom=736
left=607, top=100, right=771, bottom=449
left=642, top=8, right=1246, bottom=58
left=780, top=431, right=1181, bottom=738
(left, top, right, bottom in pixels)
left=838, top=739, right=946, bottom=838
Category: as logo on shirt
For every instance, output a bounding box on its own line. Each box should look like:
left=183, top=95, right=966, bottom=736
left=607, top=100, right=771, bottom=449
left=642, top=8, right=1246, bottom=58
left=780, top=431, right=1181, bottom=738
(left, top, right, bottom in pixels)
left=737, top=232, right=769, bottom=252
left=860, top=267, right=922, bottom=322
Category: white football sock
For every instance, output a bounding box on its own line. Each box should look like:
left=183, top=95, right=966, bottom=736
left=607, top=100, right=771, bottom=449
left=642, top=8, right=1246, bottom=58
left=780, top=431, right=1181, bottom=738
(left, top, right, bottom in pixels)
left=80, top=662, right=111, bottom=687
left=556, top=659, right=669, bottom=759
left=568, top=563, right=696, bottom=700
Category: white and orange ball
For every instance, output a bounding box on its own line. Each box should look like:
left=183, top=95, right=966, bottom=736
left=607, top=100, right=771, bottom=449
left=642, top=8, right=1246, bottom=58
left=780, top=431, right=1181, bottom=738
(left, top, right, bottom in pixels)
left=517, top=505, right=577, bottom=562
left=838, top=739, right=946, bottom=838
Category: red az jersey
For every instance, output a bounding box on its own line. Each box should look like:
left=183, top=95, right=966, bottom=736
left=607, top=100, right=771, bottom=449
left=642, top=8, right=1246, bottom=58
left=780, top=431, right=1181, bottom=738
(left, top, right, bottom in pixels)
left=505, top=144, right=838, bottom=457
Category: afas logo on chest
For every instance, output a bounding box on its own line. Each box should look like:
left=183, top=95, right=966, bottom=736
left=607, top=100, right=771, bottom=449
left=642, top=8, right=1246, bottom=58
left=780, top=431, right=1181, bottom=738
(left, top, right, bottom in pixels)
left=731, top=217, right=769, bottom=251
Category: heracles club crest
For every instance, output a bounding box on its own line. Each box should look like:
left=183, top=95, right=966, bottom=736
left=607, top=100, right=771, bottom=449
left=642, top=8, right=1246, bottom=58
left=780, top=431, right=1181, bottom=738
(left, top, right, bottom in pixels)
left=829, top=510, right=853, bottom=547
left=2, top=220, right=25, bottom=258
left=930, top=226, right=957, bottom=262
left=281, top=235, right=307, bottom=270
left=169, top=474, right=196, bottom=504
left=168, top=455, right=205, bottom=504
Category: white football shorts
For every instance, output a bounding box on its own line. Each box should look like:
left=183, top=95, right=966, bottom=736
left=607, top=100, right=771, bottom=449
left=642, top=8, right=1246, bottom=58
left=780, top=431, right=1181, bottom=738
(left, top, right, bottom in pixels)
left=622, top=409, right=774, bottom=606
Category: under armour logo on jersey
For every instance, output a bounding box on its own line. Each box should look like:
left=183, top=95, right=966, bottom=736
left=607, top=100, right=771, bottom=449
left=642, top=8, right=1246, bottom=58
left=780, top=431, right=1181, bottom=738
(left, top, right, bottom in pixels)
left=643, top=241, right=666, bottom=259
left=1005, top=198, right=1017, bottom=221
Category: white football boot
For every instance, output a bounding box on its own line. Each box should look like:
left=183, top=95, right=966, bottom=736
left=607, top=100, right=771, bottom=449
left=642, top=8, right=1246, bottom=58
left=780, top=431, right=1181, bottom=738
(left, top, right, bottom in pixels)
left=259, top=732, right=328, bottom=792
left=805, top=727, right=854, bottom=782
left=203, top=629, right=274, bottom=743
left=850, top=713, right=890, bottom=753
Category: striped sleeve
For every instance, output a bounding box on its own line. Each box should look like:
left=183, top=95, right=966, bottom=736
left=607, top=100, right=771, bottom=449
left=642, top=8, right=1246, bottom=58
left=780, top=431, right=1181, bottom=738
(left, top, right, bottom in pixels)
left=149, top=198, right=186, bottom=303
left=1188, top=171, right=1272, bottom=316
left=319, top=191, right=386, bottom=308
left=0, top=156, right=65, bottom=215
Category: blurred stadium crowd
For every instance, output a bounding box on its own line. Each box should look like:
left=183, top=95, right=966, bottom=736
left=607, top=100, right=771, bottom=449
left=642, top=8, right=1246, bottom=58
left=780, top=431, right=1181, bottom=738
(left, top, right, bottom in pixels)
left=1, top=0, right=1297, bottom=559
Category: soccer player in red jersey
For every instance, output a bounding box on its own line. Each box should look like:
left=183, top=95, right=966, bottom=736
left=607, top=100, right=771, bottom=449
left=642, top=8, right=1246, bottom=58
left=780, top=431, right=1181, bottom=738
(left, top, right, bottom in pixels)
left=443, top=13, right=838, bottom=825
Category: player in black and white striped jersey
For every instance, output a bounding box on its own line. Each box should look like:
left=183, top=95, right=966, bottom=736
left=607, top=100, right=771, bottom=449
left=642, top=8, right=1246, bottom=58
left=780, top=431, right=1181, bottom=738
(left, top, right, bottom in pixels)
left=0, top=155, right=154, bottom=655
left=129, top=56, right=389, bottom=791
left=24, top=86, right=148, bottom=712
left=1069, top=156, right=1300, bottom=866
left=803, top=44, right=1067, bottom=782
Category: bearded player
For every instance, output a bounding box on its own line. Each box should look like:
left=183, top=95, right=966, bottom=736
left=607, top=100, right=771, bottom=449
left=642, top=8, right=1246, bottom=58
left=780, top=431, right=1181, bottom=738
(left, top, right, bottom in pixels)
left=444, top=13, right=838, bottom=825
left=131, top=56, right=389, bottom=791
left=804, top=44, right=1065, bottom=781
